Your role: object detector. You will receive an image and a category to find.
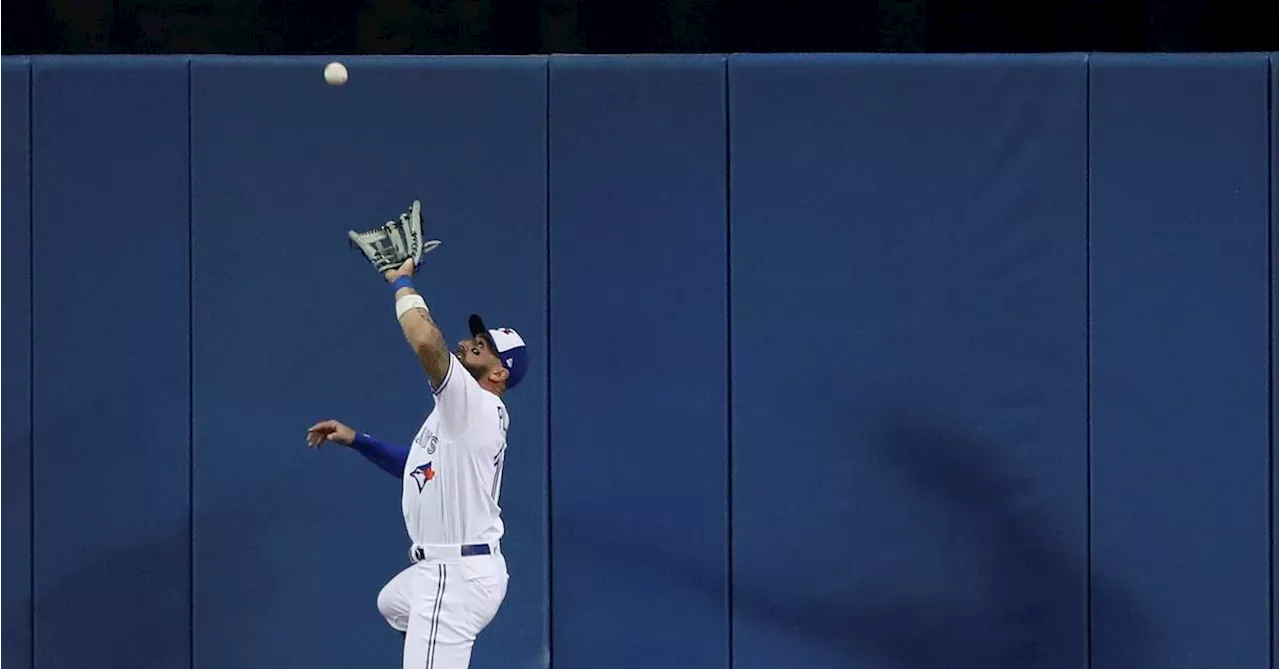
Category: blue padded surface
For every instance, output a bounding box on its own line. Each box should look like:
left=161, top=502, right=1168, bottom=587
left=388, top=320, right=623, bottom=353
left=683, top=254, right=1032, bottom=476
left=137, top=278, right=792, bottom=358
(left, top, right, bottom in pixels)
left=548, top=55, right=729, bottom=669
left=190, top=56, right=549, bottom=669
left=30, top=57, right=191, bottom=669
left=1088, top=53, right=1272, bottom=669
left=729, top=54, right=1089, bottom=669
left=2, top=57, right=32, bottom=669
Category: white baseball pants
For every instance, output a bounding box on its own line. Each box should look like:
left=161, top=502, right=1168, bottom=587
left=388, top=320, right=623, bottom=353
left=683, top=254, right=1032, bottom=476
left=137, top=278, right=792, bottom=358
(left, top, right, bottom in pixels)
left=377, top=548, right=509, bottom=669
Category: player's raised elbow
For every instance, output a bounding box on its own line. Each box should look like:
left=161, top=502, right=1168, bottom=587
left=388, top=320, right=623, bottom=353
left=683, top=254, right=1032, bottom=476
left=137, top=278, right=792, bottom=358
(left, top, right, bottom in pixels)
left=412, top=339, right=452, bottom=389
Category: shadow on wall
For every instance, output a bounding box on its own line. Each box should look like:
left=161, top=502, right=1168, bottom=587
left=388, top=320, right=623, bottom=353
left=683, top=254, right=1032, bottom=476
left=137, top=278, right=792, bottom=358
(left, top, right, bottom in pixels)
left=7, top=435, right=190, bottom=668
left=557, top=412, right=1156, bottom=668
left=12, top=430, right=402, bottom=669
left=14, top=410, right=1158, bottom=667
left=837, top=417, right=1157, bottom=668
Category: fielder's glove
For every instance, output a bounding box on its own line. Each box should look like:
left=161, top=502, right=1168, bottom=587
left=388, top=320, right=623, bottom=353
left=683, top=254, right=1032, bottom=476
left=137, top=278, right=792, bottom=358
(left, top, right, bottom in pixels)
left=396, top=199, right=442, bottom=265
left=347, top=200, right=441, bottom=273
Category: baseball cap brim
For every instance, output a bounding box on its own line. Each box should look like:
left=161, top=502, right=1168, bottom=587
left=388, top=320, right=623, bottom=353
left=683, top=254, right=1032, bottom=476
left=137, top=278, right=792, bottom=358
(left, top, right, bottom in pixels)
left=468, top=314, right=495, bottom=349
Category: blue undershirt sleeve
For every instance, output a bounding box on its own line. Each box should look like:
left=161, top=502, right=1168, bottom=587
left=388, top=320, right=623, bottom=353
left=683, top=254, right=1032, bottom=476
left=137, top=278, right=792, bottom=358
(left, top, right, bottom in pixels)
left=349, top=432, right=410, bottom=478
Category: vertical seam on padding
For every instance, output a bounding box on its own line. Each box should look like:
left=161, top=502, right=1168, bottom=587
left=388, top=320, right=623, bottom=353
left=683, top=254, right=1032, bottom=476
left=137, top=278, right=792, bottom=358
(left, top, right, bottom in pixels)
left=1084, top=52, right=1095, bottom=669
left=544, top=56, right=555, bottom=669
left=186, top=56, right=196, bottom=669
left=27, top=57, right=37, bottom=669
left=1267, top=53, right=1277, bottom=669
left=723, top=54, right=735, bottom=669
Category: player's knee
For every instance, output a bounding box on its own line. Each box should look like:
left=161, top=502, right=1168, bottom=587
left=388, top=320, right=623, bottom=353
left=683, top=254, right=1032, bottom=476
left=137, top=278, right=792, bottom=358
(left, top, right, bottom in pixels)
left=376, top=582, right=405, bottom=626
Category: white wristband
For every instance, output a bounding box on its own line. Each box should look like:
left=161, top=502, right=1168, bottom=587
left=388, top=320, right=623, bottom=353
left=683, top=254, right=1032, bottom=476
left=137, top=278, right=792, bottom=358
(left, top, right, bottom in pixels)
left=395, top=294, right=428, bottom=319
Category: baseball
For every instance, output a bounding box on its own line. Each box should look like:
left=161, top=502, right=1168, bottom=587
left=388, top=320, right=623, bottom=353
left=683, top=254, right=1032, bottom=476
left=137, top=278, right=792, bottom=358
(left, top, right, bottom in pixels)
left=324, top=61, right=348, bottom=86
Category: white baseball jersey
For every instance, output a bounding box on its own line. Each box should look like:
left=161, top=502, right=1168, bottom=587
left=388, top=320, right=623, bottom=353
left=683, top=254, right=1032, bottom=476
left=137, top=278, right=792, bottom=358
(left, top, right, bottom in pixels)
left=402, top=354, right=510, bottom=546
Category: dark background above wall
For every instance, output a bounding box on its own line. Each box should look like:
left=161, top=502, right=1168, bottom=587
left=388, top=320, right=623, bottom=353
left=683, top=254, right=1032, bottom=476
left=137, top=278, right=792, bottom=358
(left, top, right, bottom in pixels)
left=2, top=0, right=1276, bottom=56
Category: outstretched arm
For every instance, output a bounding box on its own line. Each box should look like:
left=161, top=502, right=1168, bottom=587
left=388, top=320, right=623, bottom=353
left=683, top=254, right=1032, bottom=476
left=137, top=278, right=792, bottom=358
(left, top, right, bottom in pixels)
left=307, top=419, right=409, bottom=478
left=348, top=432, right=410, bottom=478
left=384, top=258, right=452, bottom=391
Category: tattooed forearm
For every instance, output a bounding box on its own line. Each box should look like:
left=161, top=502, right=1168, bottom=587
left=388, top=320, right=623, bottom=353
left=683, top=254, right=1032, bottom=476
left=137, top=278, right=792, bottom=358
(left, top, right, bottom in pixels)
left=394, top=289, right=452, bottom=389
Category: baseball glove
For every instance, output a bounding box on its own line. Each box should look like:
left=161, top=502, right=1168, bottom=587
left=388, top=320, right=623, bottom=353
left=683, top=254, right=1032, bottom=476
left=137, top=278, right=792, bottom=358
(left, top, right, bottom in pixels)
left=396, top=199, right=442, bottom=264
left=348, top=200, right=441, bottom=273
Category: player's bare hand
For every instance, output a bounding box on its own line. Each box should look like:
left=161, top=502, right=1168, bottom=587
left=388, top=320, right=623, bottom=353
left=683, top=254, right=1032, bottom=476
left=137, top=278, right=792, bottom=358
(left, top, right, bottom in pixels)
left=307, top=419, right=355, bottom=448
left=382, top=257, right=416, bottom=283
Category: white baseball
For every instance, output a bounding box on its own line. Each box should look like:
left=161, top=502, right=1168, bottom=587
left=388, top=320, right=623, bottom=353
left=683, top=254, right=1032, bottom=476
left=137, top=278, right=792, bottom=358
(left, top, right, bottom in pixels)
left=324, top=62, right=348, bottom=86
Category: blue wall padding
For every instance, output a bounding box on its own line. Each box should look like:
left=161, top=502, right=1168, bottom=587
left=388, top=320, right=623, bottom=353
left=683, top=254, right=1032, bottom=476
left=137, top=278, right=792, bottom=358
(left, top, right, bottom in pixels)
left=727, top=54, right=1090, bottom=669
left=1085, top=53, right=1274, bottom=669
left=189, top=56, right=549, bottom=669
left=30, top=58, right=192, bottom=669
left=547, top=55, right=730, bottom=669
left=2, top=57, right=33, bottom=669
left=1088, top=54, right=1273, bottom=669
left=5, top=53, right=1275, bottom=669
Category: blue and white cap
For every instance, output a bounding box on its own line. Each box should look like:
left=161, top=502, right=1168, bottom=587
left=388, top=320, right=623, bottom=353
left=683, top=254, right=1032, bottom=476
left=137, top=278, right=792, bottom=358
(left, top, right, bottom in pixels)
left=469, top=314, right=528, bottom=390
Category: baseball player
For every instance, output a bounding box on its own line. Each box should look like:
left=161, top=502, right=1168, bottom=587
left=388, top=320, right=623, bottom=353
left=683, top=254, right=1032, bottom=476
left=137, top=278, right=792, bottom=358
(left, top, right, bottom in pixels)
left=307, top=255, right=528, bottom=669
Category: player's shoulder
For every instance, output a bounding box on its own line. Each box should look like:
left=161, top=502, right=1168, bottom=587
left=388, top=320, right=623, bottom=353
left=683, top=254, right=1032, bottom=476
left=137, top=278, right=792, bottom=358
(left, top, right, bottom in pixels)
left=469, top=387, right=504, bottom=413
left=465, top=391, right=508, bottom=424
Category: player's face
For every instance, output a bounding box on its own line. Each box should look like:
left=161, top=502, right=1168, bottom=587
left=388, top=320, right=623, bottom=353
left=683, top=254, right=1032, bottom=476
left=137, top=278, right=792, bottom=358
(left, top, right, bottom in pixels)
left=455, top=335, right=501, bottom=380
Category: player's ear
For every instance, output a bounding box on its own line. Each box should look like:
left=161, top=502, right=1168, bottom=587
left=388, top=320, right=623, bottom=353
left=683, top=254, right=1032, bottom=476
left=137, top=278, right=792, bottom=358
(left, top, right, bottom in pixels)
left=489, top=366, right=510, bottom=385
